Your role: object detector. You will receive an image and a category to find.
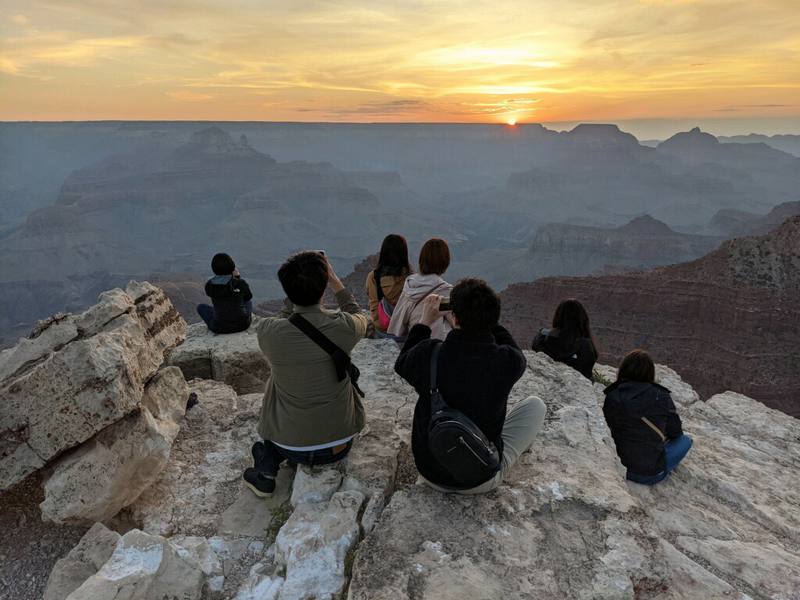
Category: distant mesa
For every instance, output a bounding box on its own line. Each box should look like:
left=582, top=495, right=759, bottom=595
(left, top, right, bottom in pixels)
left=563, top=123, right=640, bottom=148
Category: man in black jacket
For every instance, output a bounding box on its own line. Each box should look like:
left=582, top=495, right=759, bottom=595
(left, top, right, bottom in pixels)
left=197, top=253, right=253, bottom=334
left=395, top=278, right=547, bottom=494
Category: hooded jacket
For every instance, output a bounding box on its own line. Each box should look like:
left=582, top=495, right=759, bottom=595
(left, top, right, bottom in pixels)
left=531, top=327, right=597, bottom=380
left=602, top=381, right=683, bottom=476
left=205, top=275, right=253, bottom=334
left=395, top=323, right=527, bottom=488
left=387, top=273, right=453, bottom=340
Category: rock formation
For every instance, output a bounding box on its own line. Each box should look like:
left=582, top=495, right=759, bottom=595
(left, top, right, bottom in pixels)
left=500, top=216, right=800, bottom=416
left=168, top=321, right=271, bottom=394
left=491, top=215, right=722, bottom=285
left=708, top=200, right=800, bottom=238
left=0, top=282, right=186, bottom=490
left=2, top=284, right=799, bottom=599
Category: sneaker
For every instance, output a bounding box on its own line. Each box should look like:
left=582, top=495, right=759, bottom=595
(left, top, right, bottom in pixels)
left=251, top=441, right=267, bottom=469
left=243, top=468, right=276, bottom=498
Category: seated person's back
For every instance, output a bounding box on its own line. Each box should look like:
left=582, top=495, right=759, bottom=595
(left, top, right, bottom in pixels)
left=603, top=349, right=692, bottom=485
left=395, top=278, right=547, bottom=493
left=243, top=251, right=369, bottom=498
left=197, top=253, right=253, bottom=334
left=365, top=234, right=412, bottom=334
left=388, top=238, right=453, bottom=340
left=532, top=299, right=597, bottom=380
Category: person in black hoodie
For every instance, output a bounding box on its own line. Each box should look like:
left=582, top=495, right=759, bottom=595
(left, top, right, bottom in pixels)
left=196, top=253, right=253, bottom=334
left=531, top=299, right=598, bottom=380
left=603, top=349, right=693, bottom=485
left=395, top=278, right=547, bottom=494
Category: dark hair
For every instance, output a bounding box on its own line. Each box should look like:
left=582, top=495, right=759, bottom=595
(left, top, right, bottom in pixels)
left=552, top=299, right=598, bottom=358
left=617, top=349, right=655, bottom=383
left=450, top=278, right=500, bottom=334
left=377, top=234, right=412, bottom=275
left=419, top=238, right=450, bottom=275
left=278, top=251, right=328, bottom=307
left=211, top=253, right=236, bottom=276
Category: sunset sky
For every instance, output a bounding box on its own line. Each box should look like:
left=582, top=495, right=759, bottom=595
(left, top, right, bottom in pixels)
left=1, top=0, right=799, bottom=135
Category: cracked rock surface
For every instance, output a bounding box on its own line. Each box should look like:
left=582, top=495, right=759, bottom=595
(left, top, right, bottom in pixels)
left=4, top=321, right=799, bottom=599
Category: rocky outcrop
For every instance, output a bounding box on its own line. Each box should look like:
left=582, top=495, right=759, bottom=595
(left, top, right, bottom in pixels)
left=168, top=321, right=270, bottom=394
left=63, top=529, right=223, bottom=600
left=0, top=281, right=186, bottom=490
left=6, top=300, right=798, bottom=599
left=708, top=200, right=800, bottom=238
left=43, top=523, right=121, bottom=600
left=511, top=215, right=722, bottom=282
left=40, top=367, right=188, bottom=524
left=501, top=216, right=800, bottom=416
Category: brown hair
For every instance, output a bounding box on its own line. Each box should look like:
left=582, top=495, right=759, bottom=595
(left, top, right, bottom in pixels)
left=617, top=349, right=655, bottom=383
left=418, top=238, right=450, bottom=275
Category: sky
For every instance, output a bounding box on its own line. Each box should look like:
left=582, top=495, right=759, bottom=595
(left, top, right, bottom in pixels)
left=1, top=0, right=799, bottom=137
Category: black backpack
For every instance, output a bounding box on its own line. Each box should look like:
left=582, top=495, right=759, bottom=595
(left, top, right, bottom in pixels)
left=427, top=342, right=501, bottom=488
left=289, top=313, right=365, bottom=398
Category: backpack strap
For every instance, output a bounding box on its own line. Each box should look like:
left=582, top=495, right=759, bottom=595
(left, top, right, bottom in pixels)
left=641, top=416, right=667, bottom=442
left=289, top=313, right=350, bottom=382
left=429, top=341, right=447, bottom=414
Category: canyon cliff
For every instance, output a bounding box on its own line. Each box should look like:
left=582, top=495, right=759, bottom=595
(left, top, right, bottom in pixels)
left=1, top=289, right=798, bottom=599
left=500, top=216, right=800, bottom=416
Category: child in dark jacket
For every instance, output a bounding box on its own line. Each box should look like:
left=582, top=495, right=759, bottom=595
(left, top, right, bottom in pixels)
left=197, top=253, right=253, bottom=334
left=603, top=349, right=692, bottom=484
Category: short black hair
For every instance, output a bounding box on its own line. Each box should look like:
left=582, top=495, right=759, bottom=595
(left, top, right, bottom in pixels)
left=450, top=278, right=500, bottom=334
left=278, top=251, right=328, bottom=306
left=211, top=253, right=236, bottom=276
left=617, top=349, right=655, bottom=383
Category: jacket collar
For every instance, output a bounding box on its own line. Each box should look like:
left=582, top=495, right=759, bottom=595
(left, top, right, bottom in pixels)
left=604, top=380, right=671, bottom=396
left=445, top=328, right=495, bottom=344
left=293, top=303, right=324, bottom=314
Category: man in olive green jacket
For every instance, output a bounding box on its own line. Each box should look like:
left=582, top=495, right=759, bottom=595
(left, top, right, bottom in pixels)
left=243, top=251, right=369, bottom=497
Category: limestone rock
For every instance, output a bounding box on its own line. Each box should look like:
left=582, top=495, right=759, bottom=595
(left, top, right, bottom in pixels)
left=0, top=282, right=185, bottom=490
left=290, top=465, right=343, bottom=507
left=40, top=367, right=188, bottom=524
left=43, top=523, right=121, bottom=600
left=233, top=562, right=284, bottom=600
left=275, top=490, right=365, bottom=600
left=168, top=320, right=270, bottom=394
left=64, top=529, right=217, bottom=600
left=127, top=380, right=262, bottom=536
left=347, top=346, right=800, bottom=599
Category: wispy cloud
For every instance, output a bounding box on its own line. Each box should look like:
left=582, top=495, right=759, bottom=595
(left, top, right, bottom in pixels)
left=1, top=0, right=798, bottom=123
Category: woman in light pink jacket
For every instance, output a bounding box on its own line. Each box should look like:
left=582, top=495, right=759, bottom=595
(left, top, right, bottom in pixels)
left=388, top=238, right=454, bottom=340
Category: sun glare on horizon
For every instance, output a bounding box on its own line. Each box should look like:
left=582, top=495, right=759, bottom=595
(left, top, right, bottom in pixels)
left=0, top=0, right=798, bottom=133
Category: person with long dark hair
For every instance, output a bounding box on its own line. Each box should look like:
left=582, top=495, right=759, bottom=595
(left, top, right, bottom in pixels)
left=531, top=299, right=598, bottom=379
left=365, top=234, right=413, bottom=335
left=602, top=349, right=693, bottom=485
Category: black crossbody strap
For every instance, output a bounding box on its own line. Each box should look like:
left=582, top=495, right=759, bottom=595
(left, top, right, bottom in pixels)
left=289, top=313, right=348, bottom=381
left=429, top=341, right=442, bottom=393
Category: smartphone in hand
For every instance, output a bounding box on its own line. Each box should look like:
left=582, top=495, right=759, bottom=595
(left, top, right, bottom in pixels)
left=439, top=301, right=451, bottom=311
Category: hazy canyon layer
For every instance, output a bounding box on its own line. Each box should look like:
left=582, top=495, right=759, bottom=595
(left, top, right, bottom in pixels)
left=1, top=121, right=799, bottom=413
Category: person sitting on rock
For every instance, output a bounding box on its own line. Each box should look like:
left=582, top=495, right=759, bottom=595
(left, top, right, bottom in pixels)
left=366, top=233, right=413, bottom=338
left=395, top=278, right=547, bottom=494
left=196, top=253, right=253, bottom=334
left=388, top=238, right=454, bottom=341
left=603, top=349, right=693, bottom=485
left=531, top=299, right=598, bottom=380
left=244, top=251, right=369, bottom=497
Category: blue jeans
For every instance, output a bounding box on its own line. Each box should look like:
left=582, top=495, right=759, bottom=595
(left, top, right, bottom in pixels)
left=260, top=439, right=353, bottom=476
left=196, top=301, right=252, bottom=333
left=627, top=434, right=693, bottom=485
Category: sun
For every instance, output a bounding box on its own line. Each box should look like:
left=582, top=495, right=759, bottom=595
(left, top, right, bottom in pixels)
left=506, top=118, right=517, bottom=126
